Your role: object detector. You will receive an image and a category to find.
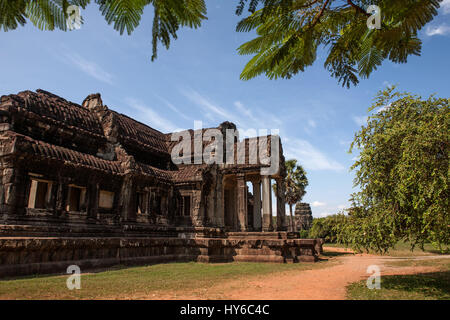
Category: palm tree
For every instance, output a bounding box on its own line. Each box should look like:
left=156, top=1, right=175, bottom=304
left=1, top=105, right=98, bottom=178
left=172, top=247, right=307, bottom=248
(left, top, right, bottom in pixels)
left=274, top=159, right=308, bottom=232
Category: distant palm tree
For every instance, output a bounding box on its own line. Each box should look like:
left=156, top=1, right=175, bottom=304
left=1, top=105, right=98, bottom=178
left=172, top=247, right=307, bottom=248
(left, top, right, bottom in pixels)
left=274, top=159, right=308, bottom=232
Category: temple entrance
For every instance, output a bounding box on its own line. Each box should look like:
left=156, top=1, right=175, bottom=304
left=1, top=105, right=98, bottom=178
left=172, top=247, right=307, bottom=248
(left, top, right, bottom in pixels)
left=223, top=187, right=236, bottom=230
left=223, top=175, right=239, bottom=231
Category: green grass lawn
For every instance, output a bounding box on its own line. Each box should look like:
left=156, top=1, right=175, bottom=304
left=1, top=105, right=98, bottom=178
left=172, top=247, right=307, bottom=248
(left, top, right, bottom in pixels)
left=324, top=241, right=449, bottom=257
left=347, top=258, right=450, bottom=300
left=0, top=260, right=334, bottom=300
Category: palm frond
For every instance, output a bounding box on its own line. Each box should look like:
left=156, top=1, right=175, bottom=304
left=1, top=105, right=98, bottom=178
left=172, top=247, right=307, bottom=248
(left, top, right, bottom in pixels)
left=0, top=0, right=27, bottom=31
left=151, top=0, right=206, bottom=61
left=0, top=0, right=89, bottom=32
left=96, top=0, right=147, bottom=35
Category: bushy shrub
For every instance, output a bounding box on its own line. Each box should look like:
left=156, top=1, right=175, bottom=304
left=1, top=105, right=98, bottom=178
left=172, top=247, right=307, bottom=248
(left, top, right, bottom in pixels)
left=309, top=214, right=348, bottom=243
left=299, top=230, right=310, bottom=239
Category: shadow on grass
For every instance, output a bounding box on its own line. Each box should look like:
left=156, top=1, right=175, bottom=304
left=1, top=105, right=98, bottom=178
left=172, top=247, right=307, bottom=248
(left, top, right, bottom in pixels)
left=425, top=249, right=450, bottom=255
left=321, top=251, right=353, bottom=257
left=348, top=270, right=450, bottom=300
left=382, top=271, right=450, bottom=298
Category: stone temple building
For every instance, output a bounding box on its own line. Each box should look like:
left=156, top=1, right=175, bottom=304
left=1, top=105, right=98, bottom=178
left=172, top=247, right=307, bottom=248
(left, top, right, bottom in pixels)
left=0, top=89, right=319, bottom=277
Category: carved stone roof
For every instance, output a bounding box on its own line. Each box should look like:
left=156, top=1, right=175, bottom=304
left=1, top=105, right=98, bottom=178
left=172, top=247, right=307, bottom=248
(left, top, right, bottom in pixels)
left=171, top=165, right=206, bottom=183
left=1, top=89, right=104, bottom=136
left=0, top=90, right=286, bottom=184
left=6, top=131, right=122, bottom=174
left=135, top=162, right=173, bottom=181
left=113, top=111, right=170, bottom=155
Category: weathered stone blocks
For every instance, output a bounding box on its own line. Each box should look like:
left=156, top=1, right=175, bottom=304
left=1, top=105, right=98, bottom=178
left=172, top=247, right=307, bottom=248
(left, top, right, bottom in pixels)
left=0, top=234, right=319, bottom=277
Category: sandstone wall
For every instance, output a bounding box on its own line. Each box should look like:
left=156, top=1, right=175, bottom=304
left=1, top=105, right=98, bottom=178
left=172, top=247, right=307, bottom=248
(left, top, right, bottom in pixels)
left=0, top=236, right=319, bottom=278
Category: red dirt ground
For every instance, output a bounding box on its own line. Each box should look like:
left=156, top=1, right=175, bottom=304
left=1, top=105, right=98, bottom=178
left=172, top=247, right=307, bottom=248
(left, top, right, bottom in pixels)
left=128, top=247, right=447, bottom=300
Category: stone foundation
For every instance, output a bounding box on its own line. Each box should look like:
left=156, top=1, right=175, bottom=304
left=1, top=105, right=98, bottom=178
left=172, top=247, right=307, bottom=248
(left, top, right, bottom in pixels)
left=0, top=234, right=319, bottom=278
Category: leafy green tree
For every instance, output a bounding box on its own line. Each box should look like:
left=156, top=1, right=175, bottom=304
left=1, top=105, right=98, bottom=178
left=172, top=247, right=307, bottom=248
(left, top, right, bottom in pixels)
left=343, top=87, right=449, bottom=253
left=274, top=159, right=308, bottom=232
left=0, top=0, right=445, bottom=86
left=299, top=229, right=310, bottom=238
left=236, top=0, right=442, bottom=87
left=309, top=214, right=348, bottom=242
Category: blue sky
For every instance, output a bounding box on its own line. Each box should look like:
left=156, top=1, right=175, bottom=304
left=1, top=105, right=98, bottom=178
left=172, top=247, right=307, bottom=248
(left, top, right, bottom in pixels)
left=1, top=1, right=449, bottom=218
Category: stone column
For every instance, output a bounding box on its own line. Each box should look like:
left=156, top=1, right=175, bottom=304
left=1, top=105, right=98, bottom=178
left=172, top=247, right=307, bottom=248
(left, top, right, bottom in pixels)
left=251, top=180, right=262, bottom=231
left=55, top=177, right=67, bottom=216
left=86, top=182, right=99, bottom=219
left=143, top=192, right=149, bottom=214
left=261, top=175, right=272, bottom=231
left=120, top=175, right=136, bottom=222
left=207, top=191, right=215, bottom=225
left=276, top=178, right=287, bottom=231
left=2, top=167, right=28, bottom=216
left=236, top=174, right=247, bottom=231
left=215, top=175, right=224, bottom=227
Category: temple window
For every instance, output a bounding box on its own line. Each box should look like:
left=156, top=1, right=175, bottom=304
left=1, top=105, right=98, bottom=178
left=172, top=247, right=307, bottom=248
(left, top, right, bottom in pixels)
left=183, top=195, right=191, bottom=216
left=27, top=178, right=52, bottom=209
left=66, top=185, right=86, bottom=212
left=154, top=195, right=162, bottom=215
left=136, top=192, right=145, bottom=214
left=99, top=190, right=114, bottom=209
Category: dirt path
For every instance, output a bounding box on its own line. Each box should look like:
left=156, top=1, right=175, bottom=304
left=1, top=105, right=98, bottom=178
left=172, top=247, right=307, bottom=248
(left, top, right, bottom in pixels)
left=134, top=248, right=447, bottom=300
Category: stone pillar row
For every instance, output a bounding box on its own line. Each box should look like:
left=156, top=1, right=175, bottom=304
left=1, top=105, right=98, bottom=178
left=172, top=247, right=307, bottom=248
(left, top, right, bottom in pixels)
left=252, top=176, right=287, bottom=232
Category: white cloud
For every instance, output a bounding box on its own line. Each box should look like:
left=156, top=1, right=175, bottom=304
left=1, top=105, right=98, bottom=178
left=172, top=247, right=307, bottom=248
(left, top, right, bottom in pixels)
left=233, top=100, right=271, bottom=129
left=234, top=101, right=253, bottom=119
left=377, top=102, right=391, bottom=113
left=125, top=98, right=179, bottom=133
left=308, top=119, right=316, bottom=128
left=179, top=88, right=344, bottom=172
left=339, top=139, right=352, bottom=146
left=155, top=95, right=191, bottom=121
left=352, top=115, right=368, bottom=127
left=311, top=202, right=351, bottom=218
left=180, top=88, right=283, bottom=131
left=441, top=0, right=450, bottom=14
left=63, top=52, right=115, bottom=85
left=181, top=89, right=239, bottom=124
left=311, top=201, right=326, bottom=207
left=425, top=24, right=450, bottom=36
left=284, top=138, right=345, bottom=171
left=319, top=212, right=333, bottom=218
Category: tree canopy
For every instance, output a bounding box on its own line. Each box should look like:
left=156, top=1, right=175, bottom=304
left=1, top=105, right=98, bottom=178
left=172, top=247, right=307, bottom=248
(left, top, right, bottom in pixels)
left=309, top=213, right=348, bottom=242
left=284, top=159, right=308, bottom=206
left=0, top=0, right=445, bottom=86
left=0, top=0, right=207, bottom=61
left=341, top=87, right=449, bottom=253
left=236, top=0, right=442, bottom=86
